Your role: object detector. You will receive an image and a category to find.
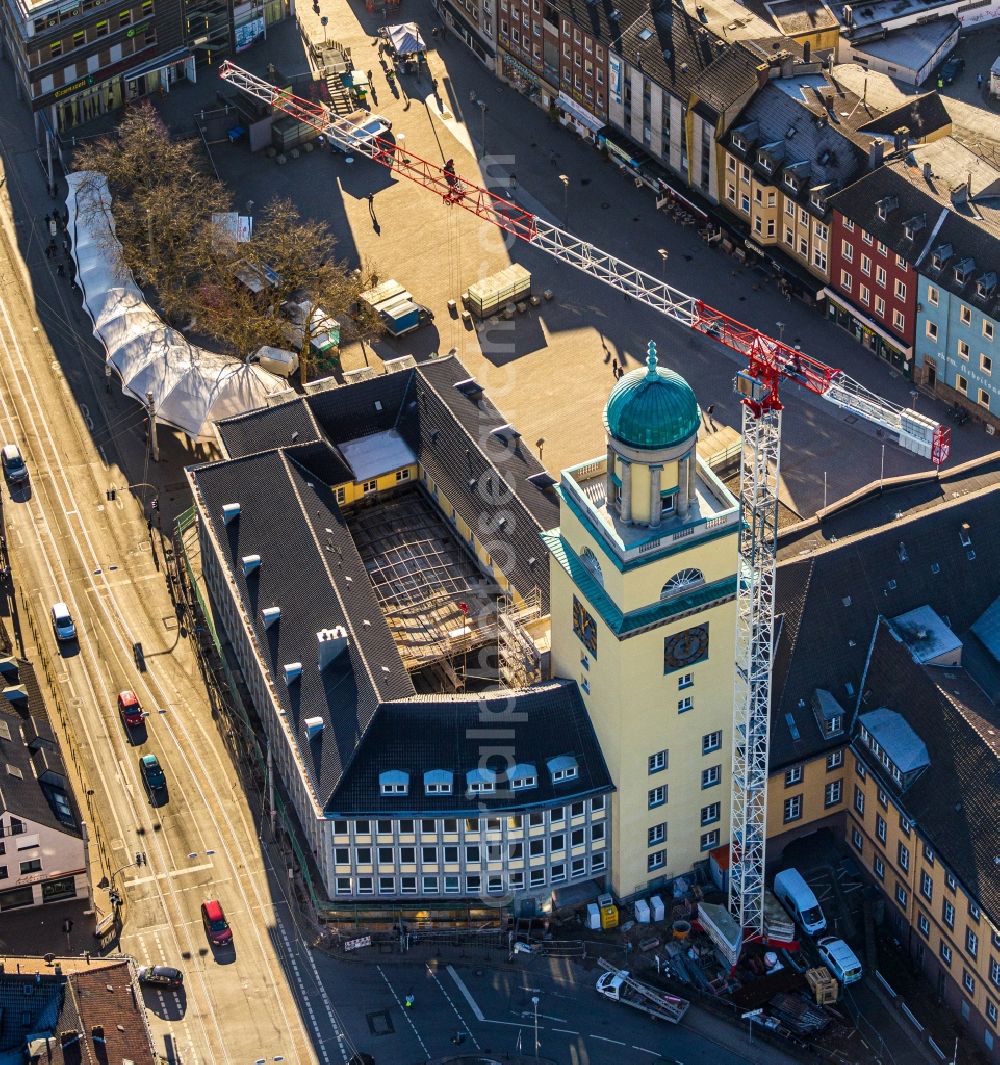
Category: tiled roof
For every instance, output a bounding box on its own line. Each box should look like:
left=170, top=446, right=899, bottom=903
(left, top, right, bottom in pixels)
left=691, top=41, right=767, bottom=117
left=0, top=659, right=82, bottom=837
left=919, top=209, right=1000, bottom=321
left=615, top=1, right=726, bottom=100
left=770, top=480, right=1000, bottom=768
left=856, top=91, right=951, bottom=143
left=856, top=619, right=1000, bottom=923
left=216, top=396, right=319, bottom=458
left=730, top=77, right=872, bottom=191
left=53, top=961, right=157, bottom=1065
left=332, top=681, right=613, bottom=814
left=554, top=0, right=619, bottom=46
left=192, top=448, right=414, bottom=810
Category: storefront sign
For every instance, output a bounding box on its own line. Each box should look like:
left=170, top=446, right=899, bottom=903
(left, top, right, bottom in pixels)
left=608, top=53, right=623, bottom=107
left=745, top=239, right=765, bottom=256
left=54, top=76, right=92, bottom=99
left=502, top=52, right=539, bottom=87
left=235, top=16, right=265, bottom=52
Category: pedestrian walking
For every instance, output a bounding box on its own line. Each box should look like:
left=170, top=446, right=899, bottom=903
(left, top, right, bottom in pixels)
left=978, top=72, right=984, bottom=90
left=57, top=263, right=65, bottom=276
left=611, top=357, right=618, bottom=376
left=44, top=244, right=52, bottom=259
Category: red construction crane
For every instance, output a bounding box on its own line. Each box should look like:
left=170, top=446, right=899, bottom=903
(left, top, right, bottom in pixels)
left=219, top=61, right=950, bottom=952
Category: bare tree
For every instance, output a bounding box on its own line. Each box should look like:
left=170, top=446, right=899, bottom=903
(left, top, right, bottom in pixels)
left=192, top=198, right=384, bottom=381
left=72, top=102, right=229, bottom=320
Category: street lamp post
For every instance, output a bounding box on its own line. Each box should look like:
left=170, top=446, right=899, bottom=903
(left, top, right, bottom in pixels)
left=559, top=174, right=569, bottom=227
left=658, top=247, right=669, bottom=279
left=532, top=995, right=540, bottom=1058
left=320, top=14, right=328, bottom=40
left=776, top=320, right=786, bottom=343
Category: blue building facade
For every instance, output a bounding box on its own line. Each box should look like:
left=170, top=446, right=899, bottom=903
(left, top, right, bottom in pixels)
left=914, top=213, right=1000, bottom=428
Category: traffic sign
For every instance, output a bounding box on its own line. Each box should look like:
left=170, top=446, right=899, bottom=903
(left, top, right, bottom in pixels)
left=741, top=1008, right=763, bottom=1019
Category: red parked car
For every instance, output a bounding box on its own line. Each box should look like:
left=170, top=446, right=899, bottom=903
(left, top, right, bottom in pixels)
left=117, top=690, right=144, bottom=729
left=201, top=899, right=233, bottom=946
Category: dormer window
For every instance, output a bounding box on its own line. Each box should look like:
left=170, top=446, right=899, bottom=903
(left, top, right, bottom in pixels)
left=825, top=714, right=843, bottom=737
left=810, top=191, right=826, bottom=212
left=547, top=755, right=580, bottom=784
left=976, top=273, right=997, bottom=300
left=732, top=133, right=746, bottom=151
left=954, top=258, right=976, bottom=285
left=379, top=770, right=409, bottom=796
left=509, top=763, right=537, bottom=792
left=423, top=769, right=453, bottom=795
left=466, top=768, right=497, bottom=794
left=931, top=253, right=943, bottom=270
left=758, top=151, right=772, bottom=172
left=877, top=203, right=887, bottom=221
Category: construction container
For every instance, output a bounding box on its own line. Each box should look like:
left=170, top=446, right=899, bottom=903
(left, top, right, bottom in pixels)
left=806, top=966, right=839, bottom=1005
left=586, top=903, right=601, bottom=930
left=463, top=264, right=531, bottom=318
left=634, top=899, right=651, bottom=924
left=650, top=895, right=665, bottom=922
left=271, top=116, right=319, bottom=152
left=598, top=893, right=619, bottom=930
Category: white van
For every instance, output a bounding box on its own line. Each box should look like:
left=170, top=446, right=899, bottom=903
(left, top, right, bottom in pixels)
left=817, top=936, right=864, bottom=985
left=773, top=867, right=827, bottom=936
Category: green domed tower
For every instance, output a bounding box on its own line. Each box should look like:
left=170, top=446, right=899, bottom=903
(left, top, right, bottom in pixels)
left=603, top=342, right=701, bottom=528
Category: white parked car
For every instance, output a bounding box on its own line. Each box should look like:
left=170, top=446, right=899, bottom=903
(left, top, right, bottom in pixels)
left=816, top=936, right=864, bottom=985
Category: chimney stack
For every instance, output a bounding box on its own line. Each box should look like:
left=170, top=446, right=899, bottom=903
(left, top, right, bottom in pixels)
left=303, top=716, right=324, bottom=739
left=923, top=161, right=933, bottom=181
left=803, top=40, right=811, bottom=62
left=261, top=606, right=281, bottom=628
left=868, top=138, right=885, bottom=170
left=780, top=52, right=794, bottom=78
left=222, top=503, right=241, bottom=524
left=283, top=662, right=302, bottom=685
left=317, top=626, right=349, bottom=670
left=241, top=554, right=261, bottom=576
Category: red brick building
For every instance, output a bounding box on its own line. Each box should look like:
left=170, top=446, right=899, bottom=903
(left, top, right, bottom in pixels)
left=826, top=163, right=940, bottom=379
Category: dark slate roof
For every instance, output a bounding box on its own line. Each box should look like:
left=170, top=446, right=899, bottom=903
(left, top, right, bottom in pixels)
left=192, top=448, right=415, bottom=811
left=332, top=681, right=613, bottom=815
left=729, top=78, right=874, bottom=193
left=406, top=357, right=559, bottom=602
left=920, top=209, right=1000, bottom=321
left=770, top=481, right=1000, bottom=768
left=856, top=91, right=951, bottom=143
left=691, top=41, right=767, bottom=117
left=827, top=159, right=946, bottom=260
left=0, top=660, right=82, bottom=837
left=856, top=619, right=1000, bottom=924
left=616, top=1, right=726, bottom=100
left=216, top=397, right=320, bottom=459
left=554, top=0, right=619, bottom=46
left=197, top=357, right=588, bottom=813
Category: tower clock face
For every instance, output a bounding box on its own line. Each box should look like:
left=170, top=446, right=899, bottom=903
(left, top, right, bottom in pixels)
left=664, top=623, right=709, bottom=673
left=573, top=596, right=598, bottom=657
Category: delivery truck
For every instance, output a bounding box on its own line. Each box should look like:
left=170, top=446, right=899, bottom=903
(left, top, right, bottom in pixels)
left=595, top=960, right=689, bottom=1024
left=463, top=264, right=531, bottom=318
left=360, top=279, right=433, bottom=337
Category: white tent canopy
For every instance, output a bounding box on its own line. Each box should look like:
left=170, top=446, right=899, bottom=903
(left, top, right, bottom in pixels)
left=385, top=22, right=427, bottom=56
left=66, top=171, right=284, bottom=440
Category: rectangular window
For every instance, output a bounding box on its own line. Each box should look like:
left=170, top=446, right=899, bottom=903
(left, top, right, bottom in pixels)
left=989, top=1000, right=998, bottom=1025
left=923, top=844, right=935, bottom=865
left=678, top=672, right=693, bottom=689
left=362, top=479, right=377, bottom=494
left=878, top=241, right=888, bottom=256
left=944, top=899, right=956, bottom=930
left=898, top=842, right=910, bottom=871
left=982, top=354, right=992, bottom=375
left=827, top=750, right=844, bottom=771
left=956, top=374, right=968, bottom=395
left=844, top=218, right=855, bottom=232
left=701, top=764, right=721, bottom=789
left=648, top=849, right=666, bottom=871
left=701, top=802, right=720, bottom=826
left=893, top=310, right=905, bottom=331
left=960, top=304, right=972, bottom=325
left=874, top=855, right=885, bottom=881
left=958, top=339, right=970, bottom=360
left=854, top=785, right=865, bottom=815
left=842, top=240, right=854, bottom=263
left=875, top=296, right=886, bottom=317
left=895, top=279, right=906, bottom=301
left=851, top=826, right=863, bottom=853
left=876, top=814, right=887, bottom=844
left=876, top=266, right=887, bottom=287
left=783, top=795, right=802, bottom=823
left=785, top=227, right=794, bottom=246
left=825, top=780, right=842, bottom=807
left=702, top=731, right=722, bottom=754
left=648, top=749, right=667, bottom=773
left=859, top=284, right=870, bottom=306
left=813, top=249, right=827, bottom=272
left=926, top=320, right=938, bottom=340
left=784, top=765, right=803, bottom=787
left=727, top=156, right=736, bottom=173
left=378, top=876, right=395, bottom=894
left=919, top=913, right=931, bottom=938
left=980, top=388, right=991, bottom=410
left=965, top=970, right=977, bottom=996
left=920, top=870, right=933, bottom=901
left=840, top=270, right=853, bottom=293
left=896, top=883, right=907, bottom=909
left=19, top=859, right=41, bottom=874
left=95, top=18, right=108, bottom=35
left=991, top=957, right=1000, bottom=988
left=741, top=195, right=751, bottom=214
left=860, top=253, right=871, bottom=277
left=968, top=929, right=980, bottom=959
left=677, top=696, right=693, bottom=713
left=726, top=184, right=736, bottom=204
left=928, top=286, right=939, bottom=306
left=941, top=942, right=952, bottom=966
left=700, top=829, right=720, bottom=851
left=985, top=321, right=995, bottom=341
left=648, top=786, right=666, bottom=809
left=648, top=822, right=666, bottom=846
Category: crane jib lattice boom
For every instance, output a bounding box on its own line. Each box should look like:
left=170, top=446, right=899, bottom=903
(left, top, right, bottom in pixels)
left=218, top=62, right=952, bottom=949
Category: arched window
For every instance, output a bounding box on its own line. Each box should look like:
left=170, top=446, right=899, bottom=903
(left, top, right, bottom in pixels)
left=581, top=547, right=604, bottom=588
left=660, top=568, right=704, bottom=600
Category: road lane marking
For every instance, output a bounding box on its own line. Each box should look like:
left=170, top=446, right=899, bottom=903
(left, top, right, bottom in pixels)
left=426, top=964, right=482, bottom=1050
left=447, top=965, right=485, bottom=1022
left=631, top=1047, right=661, bottom=1055
left=552, top=1028, right=579, bottom=1034
left=378, top=966, right=429, bottom=1058
left=124, top=862, right=215, bottom=887
left=591, top=1035, right=627, bottom=1045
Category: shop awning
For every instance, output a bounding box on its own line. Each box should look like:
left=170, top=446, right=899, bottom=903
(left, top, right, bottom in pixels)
left=556, top=92, right=602, bottom=133
left=121, top=46, right=190, bottom=83
left=821, top=288, right=913, bottom=355
left=385, top=22, right=427, bottom=56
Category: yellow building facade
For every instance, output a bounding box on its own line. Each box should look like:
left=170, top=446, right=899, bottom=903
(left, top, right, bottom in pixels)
left=545, top=344, right=741, bottom=896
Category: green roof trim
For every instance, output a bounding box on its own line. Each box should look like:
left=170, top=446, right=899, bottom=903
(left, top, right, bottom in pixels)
left=542, top=531, right=737, bottom=638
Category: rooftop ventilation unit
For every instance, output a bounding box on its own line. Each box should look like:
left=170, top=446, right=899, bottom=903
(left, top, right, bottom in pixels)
left=242, top=554, right=261, bottom=576
left=222, top=503, right=241, bottom=524
left=303, top=716, right=324, bottom=738
left=262, top=606, right=281, bottom=628
left=318, top=626, right=349, bottom=670
left=283, top=662, right=303, bottom=685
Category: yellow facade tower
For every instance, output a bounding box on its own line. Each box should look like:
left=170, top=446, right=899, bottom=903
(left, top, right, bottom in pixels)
left=544, top=342, right=740, bottom=897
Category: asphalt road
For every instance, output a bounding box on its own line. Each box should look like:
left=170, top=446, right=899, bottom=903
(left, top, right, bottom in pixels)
left=314, top=948, right=810, bottom=1065
left=0, top=81, right=340, bottom=1064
